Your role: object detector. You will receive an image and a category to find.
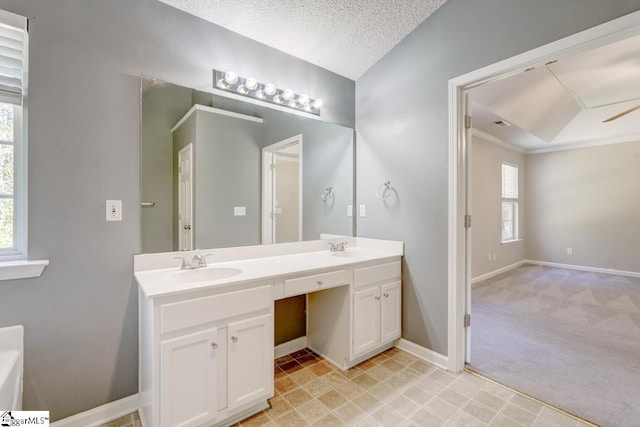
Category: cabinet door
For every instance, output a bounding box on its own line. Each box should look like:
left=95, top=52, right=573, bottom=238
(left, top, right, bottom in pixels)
left=353, top=286, right=381, bottom=357
left=380, top=281, right=401, bottom=343
left=227, top=314, right=273, bottom=410
left=160, top=328, right=219, bottom=427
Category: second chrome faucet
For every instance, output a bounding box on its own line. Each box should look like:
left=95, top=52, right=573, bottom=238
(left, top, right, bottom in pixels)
left=328, top=241, right=348, bottom=252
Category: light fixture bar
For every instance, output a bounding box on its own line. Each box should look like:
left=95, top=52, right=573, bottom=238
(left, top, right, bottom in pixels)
left=213, top=69, right=323, bottom=115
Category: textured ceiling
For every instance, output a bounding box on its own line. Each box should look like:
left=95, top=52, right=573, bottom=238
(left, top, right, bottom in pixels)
left=157, top=0, right=447, bottom=80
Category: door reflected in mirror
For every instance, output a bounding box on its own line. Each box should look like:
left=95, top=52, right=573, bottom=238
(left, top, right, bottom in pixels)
left=141, top=77, right=354, bottom=253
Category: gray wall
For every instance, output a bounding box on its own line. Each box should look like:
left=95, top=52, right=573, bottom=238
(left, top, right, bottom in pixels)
left=194, top=109, right=262, bottom=248
left=355, top=0, right=640, bottom=355
left=0, top=0, right=354, bottom=421
left=471, top=136, right=525, bottom=279
left=525, top=141, right=640, bottom=272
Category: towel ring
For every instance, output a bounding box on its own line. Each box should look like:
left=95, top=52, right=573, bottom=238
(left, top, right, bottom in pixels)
left=321, top=187, right=334, bottom=203
left=376, top=181, right=394, bottom=201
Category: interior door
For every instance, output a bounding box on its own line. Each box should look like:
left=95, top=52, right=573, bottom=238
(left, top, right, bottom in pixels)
left=178, top=143, right=193, bottom=250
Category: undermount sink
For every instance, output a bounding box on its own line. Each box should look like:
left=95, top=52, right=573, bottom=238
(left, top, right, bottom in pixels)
left=166, top=267, right=243, bottom=283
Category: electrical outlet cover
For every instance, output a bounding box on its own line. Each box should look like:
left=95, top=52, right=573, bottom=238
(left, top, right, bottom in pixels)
left=106, top=200, right=122, bottom=221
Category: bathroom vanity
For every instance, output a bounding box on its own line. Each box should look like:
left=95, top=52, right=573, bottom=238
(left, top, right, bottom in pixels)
left=135, top=237, right=402, bottom=427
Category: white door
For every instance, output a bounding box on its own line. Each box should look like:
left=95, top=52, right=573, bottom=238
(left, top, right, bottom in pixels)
left=380, top=281, right=402, bottom=343
left=227, top=314, right=273, bottom=410
left=262, top=135, right=302, bottom=244
left=160, top=327, right=218, bottom=427
left=352, top=287, right=381, bottom=357
left=178, top=144, right=194, bottom=251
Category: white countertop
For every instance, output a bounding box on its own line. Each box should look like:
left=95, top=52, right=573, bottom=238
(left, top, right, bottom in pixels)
left=135, top=245, right=402, bottom=299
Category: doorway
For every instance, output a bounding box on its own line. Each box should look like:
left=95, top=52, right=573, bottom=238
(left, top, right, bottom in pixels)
left=262, top=134, right=303, bottom=244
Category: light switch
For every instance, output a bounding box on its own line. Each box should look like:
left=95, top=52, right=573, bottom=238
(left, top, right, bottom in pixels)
left=347, top=205, right=353, bottom=217
left=359, top=204, right=366, bottom=217
left=234, top=206, right=246, bottom=216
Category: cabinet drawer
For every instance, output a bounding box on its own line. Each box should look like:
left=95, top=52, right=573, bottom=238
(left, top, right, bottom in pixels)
left=354, top=261, right=401, bottom=288
left=284, top=269, right=347, bottom=297
left=161, top=285, right=272, bottom=334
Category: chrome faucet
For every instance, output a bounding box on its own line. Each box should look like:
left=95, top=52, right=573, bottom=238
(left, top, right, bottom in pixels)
left=328, top=241, right=348, bottom=252
left=174, top=253, right=213, bottom=270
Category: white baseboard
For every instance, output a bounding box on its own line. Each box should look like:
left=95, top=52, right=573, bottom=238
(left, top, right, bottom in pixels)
left=395, top=339, right=448, bottom=371
left=274, top=336, right=308, bottom=359
left=524, top=259, right=640, bottom=278
left=51, top=394, right=138, bottom=427
left=471, top=260, right=525, bottom=285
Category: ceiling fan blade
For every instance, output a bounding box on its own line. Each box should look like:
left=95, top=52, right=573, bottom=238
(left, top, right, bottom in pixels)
left=602, top=104, right=640, bottom=123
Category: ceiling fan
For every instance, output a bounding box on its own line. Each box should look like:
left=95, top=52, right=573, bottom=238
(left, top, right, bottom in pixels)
left=602, top=104, right=640, bottom=123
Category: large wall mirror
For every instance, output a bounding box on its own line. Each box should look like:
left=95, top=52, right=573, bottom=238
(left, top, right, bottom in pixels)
left=141, top=77, right=355, bottom=253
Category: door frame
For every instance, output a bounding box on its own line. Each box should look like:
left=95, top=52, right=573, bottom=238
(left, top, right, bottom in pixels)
left=261, top=134, right=303, bottom=244
left=447, top=10, right=640, bottom=372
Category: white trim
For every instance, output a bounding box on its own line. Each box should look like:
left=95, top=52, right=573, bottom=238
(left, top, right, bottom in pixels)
left=471, top=129, right=527, bottom=154
left=524, top=259, right=640, bottom=278
left=50, top=394, right=139, bottom=427
left=0, top=259, right=48, bottom=281
left=171, top=104, right=263, bottom=133
left=471, top=260, right=526, bottom=285
left=274, top=336, right=308, bottom=359
left=530, top=132, right=640, bottom=154
left=395, top=339, right=448, bottom=371
left=448, top=11, right=640, bottom=373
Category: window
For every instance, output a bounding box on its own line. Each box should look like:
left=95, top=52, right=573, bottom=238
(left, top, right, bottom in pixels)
left=0, top=9, right=27, bottom=259
left=501, top=162, right=518, bottom=243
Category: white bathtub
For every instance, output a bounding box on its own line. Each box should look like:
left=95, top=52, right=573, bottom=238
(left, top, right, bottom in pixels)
left=0, top=325, right=23, bottom=410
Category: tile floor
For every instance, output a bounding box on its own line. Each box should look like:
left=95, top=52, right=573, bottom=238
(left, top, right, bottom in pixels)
left=101, top=348, right=592, bottom=427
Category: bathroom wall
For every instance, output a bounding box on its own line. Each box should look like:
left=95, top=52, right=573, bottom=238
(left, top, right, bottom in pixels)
left=471, top=135, right=525, bottom=279
left=0, top=0, right=354, bottom=421
left=525, top=140, right=640, bottom=272
left=355, top=0, right=640, bottom=355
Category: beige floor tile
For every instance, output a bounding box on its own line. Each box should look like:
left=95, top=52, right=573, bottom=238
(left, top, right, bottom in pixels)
left=419, top=376, right=449, bottom=395
left=500, top=403, right=538, bottom=427
left=462, top=399, right=498, bottom=423
left=423, top=397, right=459, bottom=421
left=387, top=394, right=420, bottom=416
left=446, top=411, right=488, bottom=427
left=351, top=391, right=381, bottom=412
left=317, top=389, right=347, bottom=410
left=303, top=377, right=333, bottom=397
left=371, top=405, right=406, bottom=426
left=333, top=401, right=365, bottom=424
left=489, top=413, right=522, bottom=427
left=240, top=411, right=271, bottom=426
left=367, top=364, right=394, bottom=381
left=351, top=372, right=378, bottom=389
left=273, top=410, right=307, bottom=427
left=408, top=360, right=434, bottom=374
left=290, top=368, right=318, bottom=385
left=332, top=378, right=365, bottom=399
left=391, top=351, right=419, bottom=365
left=311, top=413, right=343, bottom=427
left=274, top=376, right=299, bottom=394
left=509, top=394, right=543, bottom=415
left=480, top=382, right=516, bottom=402
left=381, top=358, right=404, bottom=372
left=439, top=388, right=471, bottom=407
left=368, top=381, right=397, bottom=402
left=324, top=371, right=348, bottom=388
left=339, top=365, right=364, bottom=379
left=265, top=395, right=293, bottom=421
left=353, top=415, right=383, bottom=427
left=428, top=369, right=458, bottom=386
left=308, top=361, right=334, bottom=376
left=473, top=390, right=508, bottom=412
left=409, top=407, right=446, bottom=426
left=283, top=387, right=314, bottom=407
left=532, top=407, right=579, bottom=427
left=402, top=384, right=434, bottom=405
left=449, top=376, right=484, bottom=398
left=295, top=399, right=331, bottom=423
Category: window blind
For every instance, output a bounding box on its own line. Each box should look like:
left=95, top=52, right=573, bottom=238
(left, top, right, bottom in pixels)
left=502, top=163, right=518, bottom=200
left=0, top=9, right=26, bottom=106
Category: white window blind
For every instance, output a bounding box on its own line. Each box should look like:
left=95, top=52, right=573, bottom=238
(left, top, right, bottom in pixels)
left=0, top=9, right=26, bottom=106
left=501, top=163, right=518, bottom=242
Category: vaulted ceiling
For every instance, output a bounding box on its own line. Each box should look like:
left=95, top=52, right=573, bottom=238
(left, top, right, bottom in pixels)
left=471, top=34, right=640, bottom=153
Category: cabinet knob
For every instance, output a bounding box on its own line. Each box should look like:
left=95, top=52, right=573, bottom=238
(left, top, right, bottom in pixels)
left=231, top=336, right=238, bottom=343
left=211, top=342, right=218, bottom=350
left=375, top=296, right=381, bottom=301
left=384, top=292, right=389, bottom=298
left=317, top=281, right=323, bottom=286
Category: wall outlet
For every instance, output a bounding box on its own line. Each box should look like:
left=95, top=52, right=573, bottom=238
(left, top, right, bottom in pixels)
left=234, top=206, right=246, bottom=216
left=567, top=247, right=573, bottom=255
left=106, top=200, right=122, bottom=221
left=347, top=205, right=353, bottom=217
left=359, top=204, right=366, bottom=217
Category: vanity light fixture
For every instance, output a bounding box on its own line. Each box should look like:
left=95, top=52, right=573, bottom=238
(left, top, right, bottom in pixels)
left=213, top=69, right=322, bottom=115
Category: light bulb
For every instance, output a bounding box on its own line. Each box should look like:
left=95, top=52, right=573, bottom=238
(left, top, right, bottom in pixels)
left=297, top=94, right=310, bottom=106
left=282, top=89, right=294, bottom=101
left=264, top=83, right=277, bottom=96
left=245, top=77, right=258, bottom=91
left=216, top=78, right=228, bottom=89
left=237, top=84, right=248, bottom=94
left=256, top=90, right=266, bottom=99
left=224, top=71, right=238, bottom=85
left=273, top=95, right=283, bottom=104
left=289, top=100, right=298, bottom=108
left=312, top=98, right=323, bottom=109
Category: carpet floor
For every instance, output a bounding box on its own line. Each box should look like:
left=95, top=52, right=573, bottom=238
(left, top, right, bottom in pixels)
left=469, top=264, right=640, bottom=427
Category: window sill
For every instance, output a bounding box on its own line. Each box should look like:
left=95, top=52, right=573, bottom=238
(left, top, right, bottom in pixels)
left=0, top=259, right=49, bottom=281
left=501, top=239, right=522, bottom=246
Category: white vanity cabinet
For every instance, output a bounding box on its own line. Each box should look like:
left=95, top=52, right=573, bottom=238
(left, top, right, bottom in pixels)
left=352, top=261, right=402, bottom=359
left=139, top=283, right=274, bottom=427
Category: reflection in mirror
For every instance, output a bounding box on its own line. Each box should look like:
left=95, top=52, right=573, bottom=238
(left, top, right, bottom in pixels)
left=141, top=77, right=354, bottom=253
